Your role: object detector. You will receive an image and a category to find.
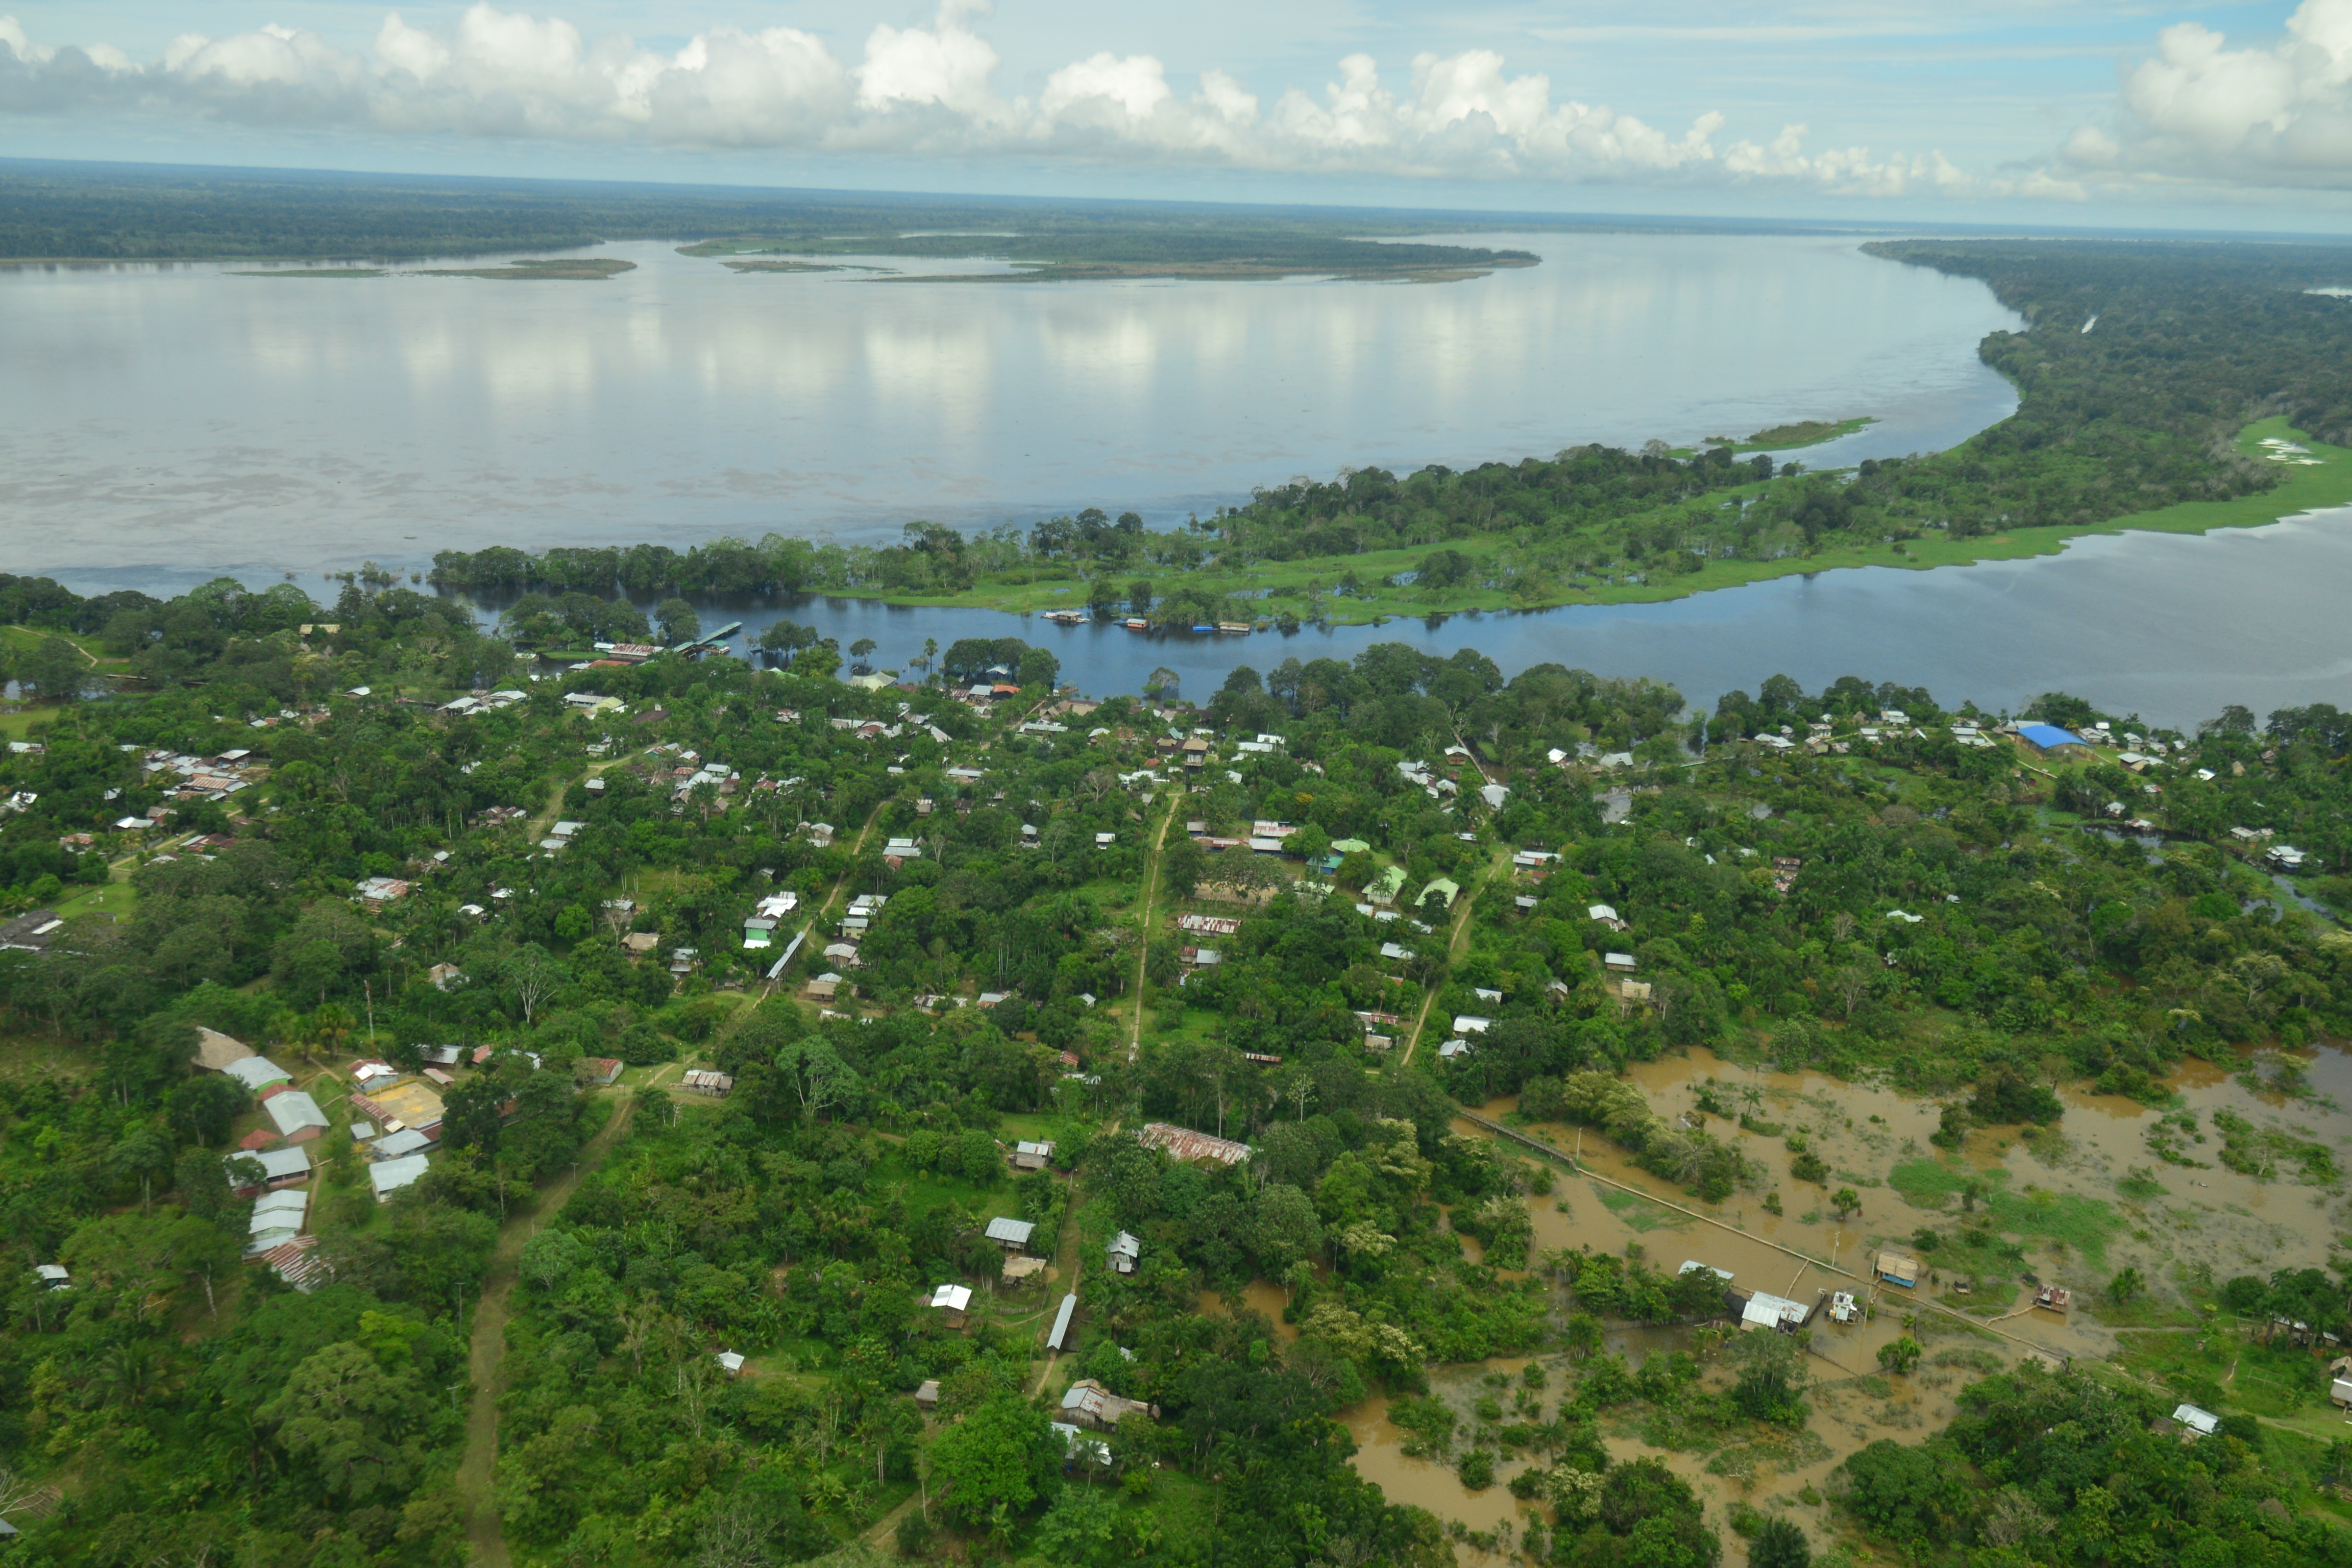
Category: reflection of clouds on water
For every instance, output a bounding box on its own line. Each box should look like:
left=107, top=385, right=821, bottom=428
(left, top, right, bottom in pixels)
left=0, top=231, right=2017, bottom=582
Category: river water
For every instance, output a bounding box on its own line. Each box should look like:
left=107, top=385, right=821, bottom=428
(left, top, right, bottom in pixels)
left=9, top=228, right=2348, bottom=726
left=465, top=496, right=2352, bottom=730
left=1, top=230, right=2012, bottom=586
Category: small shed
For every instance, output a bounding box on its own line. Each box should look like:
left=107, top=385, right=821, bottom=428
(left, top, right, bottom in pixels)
left=34, top=1263, right=69, bottom=1290
left=1874, top=1252, right=1921, bottom=1289
left=2172, top=1403, right=2221, bottom=1439
left=715, top=1351, right=746, bottom=1377
left=915, top=1379, right=941, bottom=1409
left=985, top=1216, right=1037, bottom=1251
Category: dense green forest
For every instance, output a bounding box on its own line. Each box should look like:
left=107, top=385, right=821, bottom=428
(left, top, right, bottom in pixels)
left=0, top=161, right=1528, bottom=273
left=424, top=238, right=2352, bottom=626
left=2, top=565, right=2352, bottom=1567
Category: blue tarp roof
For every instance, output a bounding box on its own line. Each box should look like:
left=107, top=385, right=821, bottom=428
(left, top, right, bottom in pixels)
left=2017, top=723, right=2087, bottom=750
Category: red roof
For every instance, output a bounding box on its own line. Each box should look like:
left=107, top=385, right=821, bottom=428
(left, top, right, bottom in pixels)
left=284, top=1126, right=320, bottom=1144
left=256, top=1082, right=290, bottom=1102
left=237, top=1128, right=276, bottom=1151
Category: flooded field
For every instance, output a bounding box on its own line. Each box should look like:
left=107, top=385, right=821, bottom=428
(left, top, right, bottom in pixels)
left=1342, top=1043, right=2352, bottom=1555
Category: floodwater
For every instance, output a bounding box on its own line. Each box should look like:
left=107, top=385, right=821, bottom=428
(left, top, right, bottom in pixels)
left=1, top=231, right=2014, bottom=586
left=1344, top=1042, right=2352, bottom=1552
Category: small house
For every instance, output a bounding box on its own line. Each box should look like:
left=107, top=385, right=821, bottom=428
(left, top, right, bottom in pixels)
left=1136, top=1123, right=1250, bottom=1166
left=2172, top=1403, right=2221, bottom=1440
left=226, top=1145, right=312, bottom=1194
left=34, top=1264, right=69, bottom=1291
left=1739, top=1291, right=1813, bottom=1333
left=1011, top=1140, right=1054, bottom=1172
left=1060, top=1379, right=1159, bottom=1431
left=915, top=1379, right=941, bottom=1410
left=715, top=1351, right=746, bottom=1377
left=579, top=1057, right=624, bottom=1086
left=681, top=1070, right=734, bottom=1097
left=1451, top=1015, right=1493, bottom=1034
left=1106, top=1231, right=1141, bottom=1274
left=1603, top=952, right=1637, bottom=973
left=1828, top=1291, right=1859, bottom=1324
left=1874, top=1251, right=1920, bottom=1289
left=369, top=1153, right=430, bottom=1202
left=263, top=1090, right=331, bottom=1138
left=984, top=1216, right=1037, bottom=1251
left=222, top=1056, right=294, bottom=1094
left=2034, top=1284, right=2072, bottom=1313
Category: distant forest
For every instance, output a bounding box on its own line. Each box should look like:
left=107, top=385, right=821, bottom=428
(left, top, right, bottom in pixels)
left=0, top=161, right=1528, bottom=269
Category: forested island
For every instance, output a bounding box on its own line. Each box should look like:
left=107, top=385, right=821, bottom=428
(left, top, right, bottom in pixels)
left=0, top=162, right=1534, bottom=282
left=2, top=566, right=2352, bottom=1568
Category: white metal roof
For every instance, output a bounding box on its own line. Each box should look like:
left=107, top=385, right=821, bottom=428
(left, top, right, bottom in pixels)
left=369, top=1153, right=430, bottom=1198
left=222, top=1056, right=292, bottom=1091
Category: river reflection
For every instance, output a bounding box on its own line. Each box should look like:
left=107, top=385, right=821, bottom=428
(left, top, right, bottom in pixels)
left=1, top=231, right=2013, bottom=586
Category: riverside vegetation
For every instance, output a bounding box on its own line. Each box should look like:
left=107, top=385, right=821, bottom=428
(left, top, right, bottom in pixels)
left=427, top=240, right=2352, bottom=626
left=2, top=566, right=2352, bottom=1566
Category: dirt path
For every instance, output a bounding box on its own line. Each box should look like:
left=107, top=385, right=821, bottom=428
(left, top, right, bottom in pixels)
left=762, top=804, right=886, bottom=1001
left=1028, top=1183, right=1086, bottom=1399
left=1400, top=846, right=1502, bottom=1066
left=1128, top=794, right=1180, bottom=1061
left=455, top=1065, right=678, bottom=1566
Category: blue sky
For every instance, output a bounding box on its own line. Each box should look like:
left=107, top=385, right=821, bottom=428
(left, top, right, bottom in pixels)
left=4, top=0, right=2350, bottom=229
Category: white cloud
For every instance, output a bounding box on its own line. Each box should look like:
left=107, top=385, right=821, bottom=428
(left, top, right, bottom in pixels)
left=0, top=1, right=1988, bottom=195
left=2058, top=0, right=2352, bottom=187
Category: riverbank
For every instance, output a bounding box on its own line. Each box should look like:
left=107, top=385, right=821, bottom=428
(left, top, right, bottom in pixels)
left=780, top=418, right=2350, bottom=628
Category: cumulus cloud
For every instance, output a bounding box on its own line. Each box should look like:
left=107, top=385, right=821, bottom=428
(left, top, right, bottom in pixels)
left=0, top=1, right=2001, bottom=194
left=2058, top=0, right=2352, bottom=187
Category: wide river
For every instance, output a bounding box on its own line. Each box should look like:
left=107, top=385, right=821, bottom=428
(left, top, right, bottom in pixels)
left=6, top=229, right=2349, bottom=725
left=3, top=231, right=2011, bottom=582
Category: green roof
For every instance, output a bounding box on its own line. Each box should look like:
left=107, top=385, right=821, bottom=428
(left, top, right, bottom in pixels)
left=1330, top=838, right=1372, bottom=855
left=1416, top=877, right=1461, bottom=908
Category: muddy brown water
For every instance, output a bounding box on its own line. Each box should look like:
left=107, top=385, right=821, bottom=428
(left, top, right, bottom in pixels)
left=1335, top=1043, right=2352, bottom=1558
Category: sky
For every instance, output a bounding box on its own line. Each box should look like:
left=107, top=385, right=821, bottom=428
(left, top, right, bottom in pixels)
left=5, top=0, right=2352, bottom=230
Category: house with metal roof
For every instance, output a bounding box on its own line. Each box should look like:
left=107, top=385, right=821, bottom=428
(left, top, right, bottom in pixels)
left=984, top=1216, right=1037, bottom=1250
left=226, top=1145, right=311, bottom=1193
left=1048, top=1292, right=1079, bottom=1350
left=263, top=1090, right=331, bottom=1137
left=369, top=1153, right=430, bottom=1201
left=1106, top=1232, right=1141, bottom=1274
left=222, top=1056, right=294, bottom=1093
